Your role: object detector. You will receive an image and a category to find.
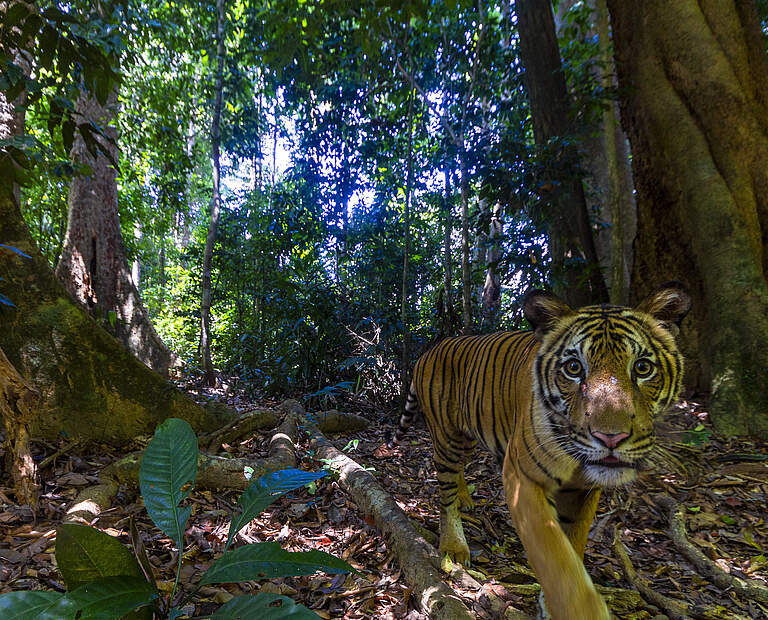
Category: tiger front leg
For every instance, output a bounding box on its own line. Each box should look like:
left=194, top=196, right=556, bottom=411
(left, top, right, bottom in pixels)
left=503, top=457, right=609, bottom=620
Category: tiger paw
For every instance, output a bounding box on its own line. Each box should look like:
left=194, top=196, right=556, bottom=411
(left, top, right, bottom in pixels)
left=439, top=533, right=471, bottom=566
left=456, top=489, right=475, bottom=511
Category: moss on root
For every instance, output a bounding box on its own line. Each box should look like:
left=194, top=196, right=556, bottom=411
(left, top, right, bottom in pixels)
left=1, top=197, right=235, bottom=446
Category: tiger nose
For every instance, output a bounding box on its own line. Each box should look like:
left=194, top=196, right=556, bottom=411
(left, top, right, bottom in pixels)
left=591, top=431, right=629, bottom=448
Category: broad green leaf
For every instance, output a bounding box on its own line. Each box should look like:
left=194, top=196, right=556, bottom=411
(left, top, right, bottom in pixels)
left=211, top=593, right=320, bottom=619
left=226, top=469, right=327, bottom=549
left=201, top=542, right=354, bottom=585
left=0, top=590, right=76, bottom=620
left=56, top=523, right=144, bottom=590
left=139, top=418, right=198, bottom=549
left=66, top=576, right=157, bottom=620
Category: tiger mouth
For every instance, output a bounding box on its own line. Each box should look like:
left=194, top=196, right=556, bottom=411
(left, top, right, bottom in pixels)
left=587, top=456, right=637, bottom=468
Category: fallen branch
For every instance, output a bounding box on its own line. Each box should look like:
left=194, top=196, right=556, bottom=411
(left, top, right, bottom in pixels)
left=0, top=346, right=40, bottom=506
left=111, top=407, right=300, bottom=492
left=655, top=493, right=768, bottom=604
left=612, top=525, right=745, bottom=620
left=297, top=402, right=475, bottom=620
left=308, top=409, right=370, bottom=433
left=201, top=407, right=281, bottom=453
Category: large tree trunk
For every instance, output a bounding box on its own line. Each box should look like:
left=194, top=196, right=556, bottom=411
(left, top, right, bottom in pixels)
left=0, top=194, right=233, bottom=446
left=515, top=0, right=609, bottom=307
left=55, top=91, right=177, bottom=377
left=0, top=84, right=232, bottom=445
left=200, top=0, right=226, bottom=387
left=594, top=0, right=635, bottom=306
left=554, top=0, right=636, bottom=306
left=608, top=0, right=768, bottom=437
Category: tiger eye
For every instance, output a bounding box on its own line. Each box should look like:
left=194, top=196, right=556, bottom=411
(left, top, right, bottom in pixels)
left=563, top=358, right=583, bottom=379
left=634, top=358, right=654, bottom=377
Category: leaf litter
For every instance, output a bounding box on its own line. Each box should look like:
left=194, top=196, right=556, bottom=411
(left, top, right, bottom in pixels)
left=1, top=389, right=767, bottom=618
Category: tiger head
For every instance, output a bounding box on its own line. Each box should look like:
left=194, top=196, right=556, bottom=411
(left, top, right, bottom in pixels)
left=523, top=283, right=691, bottom=487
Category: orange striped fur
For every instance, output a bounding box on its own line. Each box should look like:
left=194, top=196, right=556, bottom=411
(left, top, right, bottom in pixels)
left=400, top=283, right=690, bottom=619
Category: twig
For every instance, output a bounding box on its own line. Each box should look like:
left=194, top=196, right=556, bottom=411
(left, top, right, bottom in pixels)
left=38, top=439, right=82, bottom=470
left=655, top=493, right=768, bottom=604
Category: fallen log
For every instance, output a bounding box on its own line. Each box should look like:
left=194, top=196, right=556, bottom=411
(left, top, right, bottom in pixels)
left=297, top=402, right=476, bottom=620
left=655, top=493, right=768, bottom=605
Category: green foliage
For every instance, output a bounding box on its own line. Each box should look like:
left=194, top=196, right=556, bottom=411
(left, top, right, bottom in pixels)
left=139, top=417, right=198, bottom=553
left=13, top=0, right=622, bottom=403
left=0, top=1, right=120, bottom=192
left=211, top=593, right=320, bottom=619
left=55, top=523, right=146, bottom=589
left=0, top=419, right=352, bottom=619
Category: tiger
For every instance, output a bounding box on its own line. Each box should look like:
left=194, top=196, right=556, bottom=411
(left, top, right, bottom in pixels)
left=397, top=283, right=690, bottom=619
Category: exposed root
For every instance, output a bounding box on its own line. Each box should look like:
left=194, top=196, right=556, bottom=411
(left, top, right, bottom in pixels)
left=201, top=407, right=281, bottom=453
left=306, top=409, right=370, bottom=433
left=612, top=524, right=747, bottom=620
left=297, top=400, right=479, bottom=620
left=655, top=493, right=768, bottom=604
left=0, top=346, right=40, bottom=506
left=102, top=405, right=299, bottom=495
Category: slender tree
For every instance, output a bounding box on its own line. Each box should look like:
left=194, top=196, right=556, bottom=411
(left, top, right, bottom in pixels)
left=400, top=89, right=414, bottom=401
left=200, top=0, right=226, bottom=387
left=608, top=0, right=768, bottom=437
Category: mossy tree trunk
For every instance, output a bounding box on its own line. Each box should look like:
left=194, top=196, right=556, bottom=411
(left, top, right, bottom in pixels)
left=608, top=0, right=768, bottom=437
left=0, top=86, right=233, bottom=445
left=0, top=191, right=235, bottom=444
left=55, top=90, right=178, bottom=377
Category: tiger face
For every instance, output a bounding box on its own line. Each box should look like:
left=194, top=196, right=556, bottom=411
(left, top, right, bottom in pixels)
left=524, top=284, right=691, bottom=487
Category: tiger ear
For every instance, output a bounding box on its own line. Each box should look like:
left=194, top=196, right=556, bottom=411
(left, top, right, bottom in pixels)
left=523, top=290, right=573, bottom=340
left=635, top=281, right=691, bottom=336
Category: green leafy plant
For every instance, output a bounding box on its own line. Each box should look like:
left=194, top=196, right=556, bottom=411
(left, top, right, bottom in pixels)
left=0, top=418, right=354, bottom=619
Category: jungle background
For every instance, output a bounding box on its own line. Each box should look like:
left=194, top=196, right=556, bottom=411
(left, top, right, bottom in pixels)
left=2, top=0, right=768, bottom=618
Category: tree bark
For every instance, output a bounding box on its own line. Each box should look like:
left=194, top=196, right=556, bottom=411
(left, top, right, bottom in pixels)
left=608, top=0, right=768, bottom=437
left=400, top=91, right=414, bottom=401
left=593, top=0, right=635, bottom=306
left=443, top=167, right=453, bottom=319
left=459, top=153, right=472, bottom=334
left=55, top=91, right=177, bottom=377
left=514, top=0, right=609, bottom=307
left=0, top=345, right=39, bottom=505
left=481, top=204, right=502, bottom=327
left=201, top=0, right=226, bottom=387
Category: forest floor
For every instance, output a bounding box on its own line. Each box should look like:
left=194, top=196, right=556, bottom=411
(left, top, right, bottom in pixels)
left=1, top=387, right=768, bottom=619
